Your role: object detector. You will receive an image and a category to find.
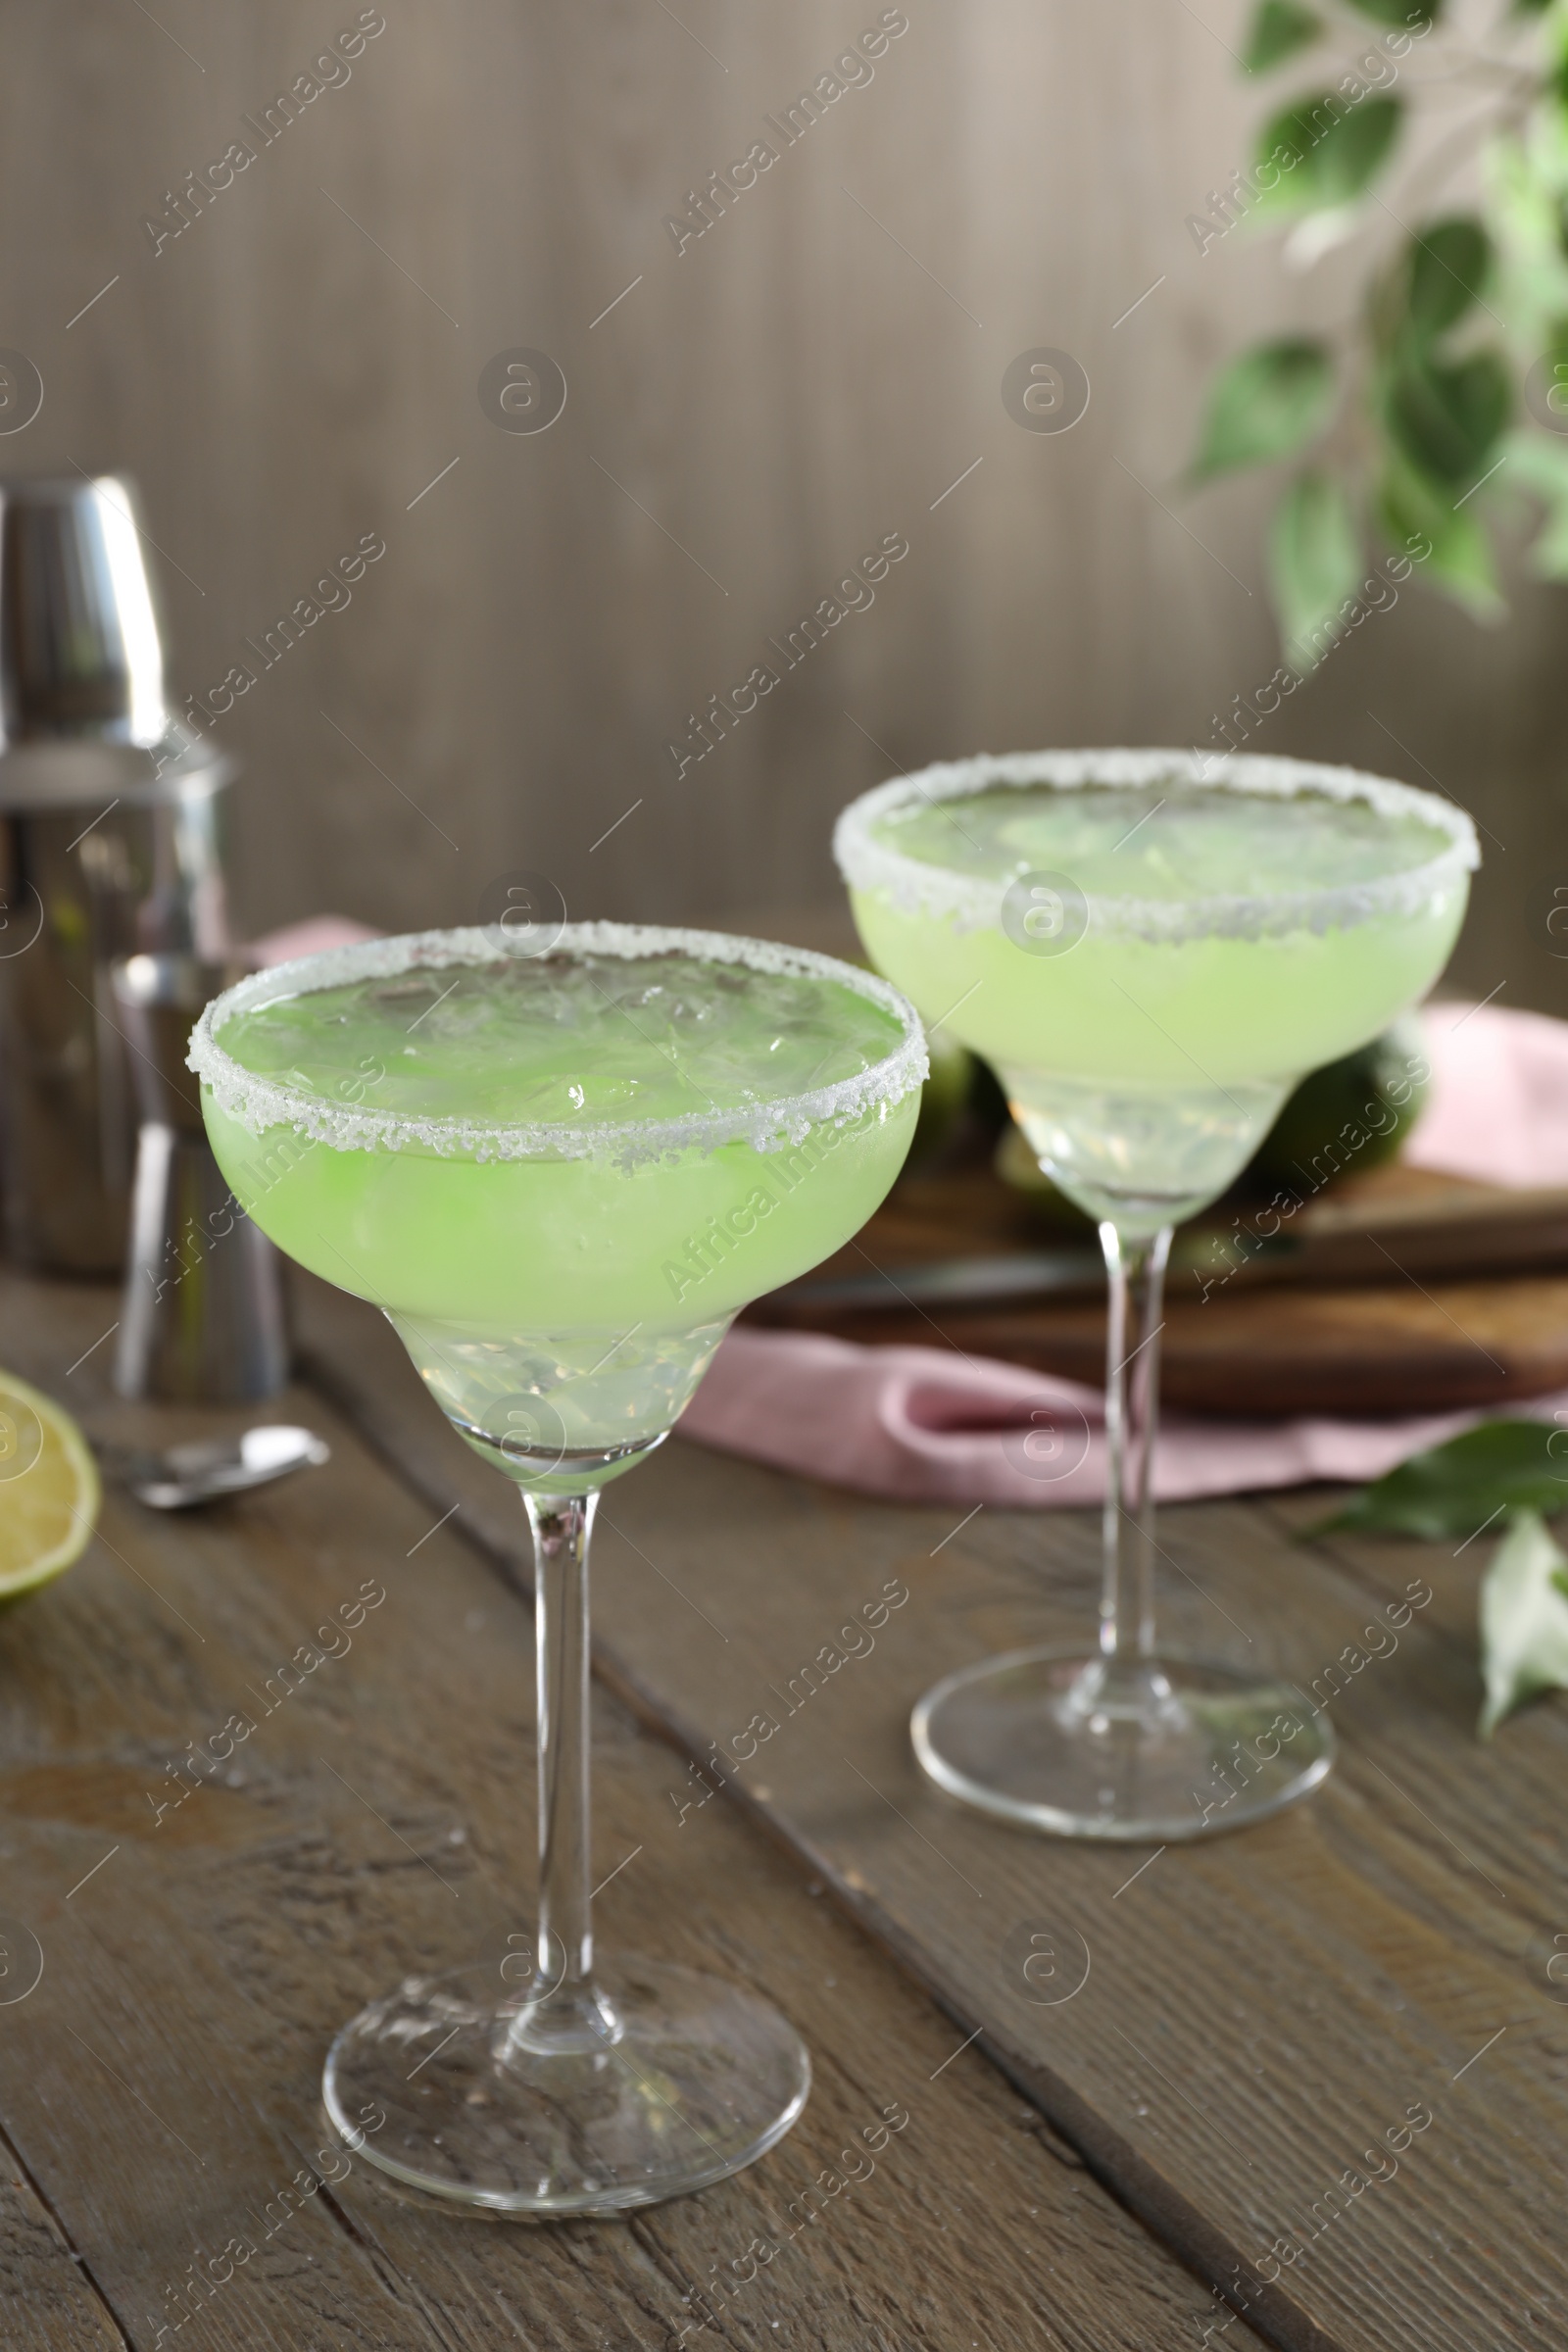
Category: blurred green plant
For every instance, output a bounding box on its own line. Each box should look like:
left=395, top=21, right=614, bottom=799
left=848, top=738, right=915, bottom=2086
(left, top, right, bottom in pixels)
left=1190, top=0, right=1568, bottom=670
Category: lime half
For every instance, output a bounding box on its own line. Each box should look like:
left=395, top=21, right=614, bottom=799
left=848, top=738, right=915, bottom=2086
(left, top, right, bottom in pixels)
left=0, top=1371, right=100, bottom=1599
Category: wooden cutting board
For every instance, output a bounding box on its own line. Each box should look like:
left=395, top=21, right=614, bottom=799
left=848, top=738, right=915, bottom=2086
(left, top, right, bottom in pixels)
left=746, top=1159, right=1568, bottom=1415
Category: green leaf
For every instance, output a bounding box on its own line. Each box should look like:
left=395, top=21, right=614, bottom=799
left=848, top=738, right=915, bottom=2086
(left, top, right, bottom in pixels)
left=1501, top=426, right=1568, bottom=576
left=1245, top=0, right=1323, bottom=70
left=1486, top=141, right=1568, bottom=355
left=1191, top=340, right=1336, bottom=481
left=1386, top=346, right=1510, bottom=486
left=1407, top=217, right=1491, bottom=339
left=1311, top=1419, right=1567, bottom=1541
left=1344, top=0, right=1442, bottom=22
left=1254, top=90, right=1401, bottom=217
left=1375, top=454, right=1505, bottom=616
left=1268, top=470, right=1364, bottom=672
left=1479, top=1509, right=1568, bottom=1737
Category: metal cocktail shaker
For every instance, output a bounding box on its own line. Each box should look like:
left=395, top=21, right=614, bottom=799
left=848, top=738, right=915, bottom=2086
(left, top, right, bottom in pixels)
left=0, top=472, right=235, bottom=1273
left=111, top=955, right=289, bottom=1403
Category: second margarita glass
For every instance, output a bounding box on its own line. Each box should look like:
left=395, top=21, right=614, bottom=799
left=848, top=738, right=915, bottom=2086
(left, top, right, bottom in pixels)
left=836, top=750, right=1476, bottom=1841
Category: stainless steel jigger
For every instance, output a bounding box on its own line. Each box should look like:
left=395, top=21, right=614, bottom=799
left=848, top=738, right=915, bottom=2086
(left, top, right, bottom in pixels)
left=111, top=955, right=289, bottom=1403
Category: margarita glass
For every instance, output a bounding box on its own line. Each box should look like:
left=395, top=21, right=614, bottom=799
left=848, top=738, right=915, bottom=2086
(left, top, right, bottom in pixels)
left=189, top=922, right=924, bottom=2212
left=835, top=750, right=1477, bottom=1840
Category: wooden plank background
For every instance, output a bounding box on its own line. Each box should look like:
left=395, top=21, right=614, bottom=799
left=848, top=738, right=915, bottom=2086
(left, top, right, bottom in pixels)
left=0, top=0, right=1558, bottom=1006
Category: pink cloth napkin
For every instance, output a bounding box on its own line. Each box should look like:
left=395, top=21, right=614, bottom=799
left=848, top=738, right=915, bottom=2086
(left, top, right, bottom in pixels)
left=1404, top=1001, right=1568, bottom=1188
left=683, top=1328, right=1568, bottom=1507
left=683, top=1003, right=1568, bottom=1505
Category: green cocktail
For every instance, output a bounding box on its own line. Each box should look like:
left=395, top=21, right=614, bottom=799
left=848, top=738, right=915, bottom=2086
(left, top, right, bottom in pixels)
left=201, top=926, right=914, bottom=1489
left=836, top=750, right=1477, bottom=1839
left=191, top=921, right=924, bottom=2213
left=845, top=752, right=1471, bottom=1231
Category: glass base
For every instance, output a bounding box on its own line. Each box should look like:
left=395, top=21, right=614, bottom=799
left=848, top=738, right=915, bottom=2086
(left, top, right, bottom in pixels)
left=911, top=1646, right=1335, bottom=1841
left=321, top=1958, right=809, bottom=2217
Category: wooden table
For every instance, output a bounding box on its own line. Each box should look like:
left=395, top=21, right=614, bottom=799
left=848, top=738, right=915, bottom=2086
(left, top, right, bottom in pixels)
left=1, top=1260, right=1561, bottom=2352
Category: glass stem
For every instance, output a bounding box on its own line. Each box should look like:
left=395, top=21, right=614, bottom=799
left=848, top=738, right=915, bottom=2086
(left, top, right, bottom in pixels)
left=1097, top=1222, right=1173, bottom=1670
left=514, top=1491, right=617, bottom=2053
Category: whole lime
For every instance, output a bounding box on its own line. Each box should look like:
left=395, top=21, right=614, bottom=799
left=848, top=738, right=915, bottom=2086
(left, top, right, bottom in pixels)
left=908, top=1032, right=975, bottom=1167
left=1250, top=1014, right=1430, bottom=1187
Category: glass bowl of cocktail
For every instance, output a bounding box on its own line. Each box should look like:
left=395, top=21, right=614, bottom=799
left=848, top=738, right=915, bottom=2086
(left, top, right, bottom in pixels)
left=188, top=920, right=925, bottom=2212
left=835, top=750, right=1477, bottom=1842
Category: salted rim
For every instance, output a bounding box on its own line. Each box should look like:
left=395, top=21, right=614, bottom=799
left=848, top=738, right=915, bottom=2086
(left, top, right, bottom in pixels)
left=187, top=921, right=928, bottom=1165
left=832, top=748, right=1480, bottom=942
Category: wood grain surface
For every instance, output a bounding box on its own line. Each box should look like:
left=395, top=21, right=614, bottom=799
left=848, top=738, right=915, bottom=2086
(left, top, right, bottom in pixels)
left=771, top=1160, right=1568, bottom=1298
left=0, top=1264, right=1261, bottom=2352
left=747, top=1159, right=1568, bottom=1414
left=759, top=1268, right=1568, bottom=1415
left=290, top=1268, right=1568, bottom=2352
